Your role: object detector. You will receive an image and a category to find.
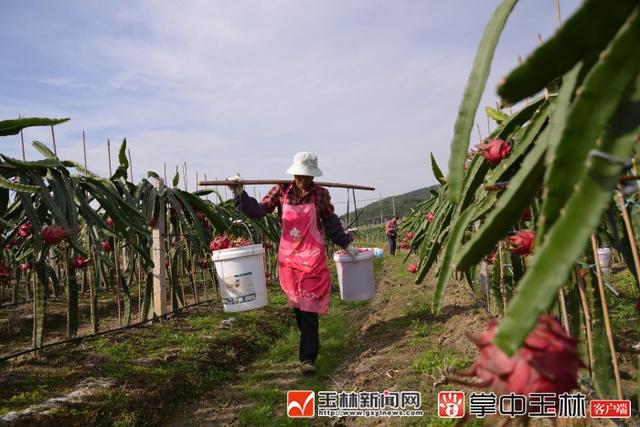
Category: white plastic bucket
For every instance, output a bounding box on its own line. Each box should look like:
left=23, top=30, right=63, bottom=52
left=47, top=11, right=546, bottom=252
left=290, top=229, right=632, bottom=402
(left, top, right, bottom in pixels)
left=333, top=248, right=376, bottom=301
left=373, top=248, right=384, bottom=257
left=597, top=247, right=612, bottom=273
left=211, top=244, right=268, bottom=312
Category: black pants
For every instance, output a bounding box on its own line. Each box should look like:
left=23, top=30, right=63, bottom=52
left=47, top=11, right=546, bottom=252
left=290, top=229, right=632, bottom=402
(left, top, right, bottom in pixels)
left=294, top=308, right=320, bottom=363
left=388, top=235, right=396, bottom=256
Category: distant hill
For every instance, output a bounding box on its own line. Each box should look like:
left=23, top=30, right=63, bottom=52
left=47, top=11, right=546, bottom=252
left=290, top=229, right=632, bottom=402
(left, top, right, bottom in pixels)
left=341, top=185, right=439, bottom=227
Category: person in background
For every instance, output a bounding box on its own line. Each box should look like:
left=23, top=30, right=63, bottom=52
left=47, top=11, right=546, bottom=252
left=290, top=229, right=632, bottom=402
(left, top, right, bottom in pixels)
left=228, top=152, right=358, bottom=375
left=386, top=216, right=398, bottom=256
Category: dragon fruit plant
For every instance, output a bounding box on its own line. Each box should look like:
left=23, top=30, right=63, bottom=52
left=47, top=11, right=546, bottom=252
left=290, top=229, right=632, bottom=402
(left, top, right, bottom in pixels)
left=401, top=0, right=640, bottom=401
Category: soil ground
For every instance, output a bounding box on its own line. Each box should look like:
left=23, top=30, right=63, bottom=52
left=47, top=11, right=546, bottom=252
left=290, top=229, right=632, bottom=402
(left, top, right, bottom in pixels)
left=0, top=242, right=638, bottom=426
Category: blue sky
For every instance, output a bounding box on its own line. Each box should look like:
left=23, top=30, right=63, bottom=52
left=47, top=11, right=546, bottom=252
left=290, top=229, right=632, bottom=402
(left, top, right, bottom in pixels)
left=0, top=0, right=580, bottom=216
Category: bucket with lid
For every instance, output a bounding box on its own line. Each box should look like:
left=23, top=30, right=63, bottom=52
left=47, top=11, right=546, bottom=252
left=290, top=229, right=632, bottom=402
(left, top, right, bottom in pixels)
left=211, top=244, right=268, bottom=312
left=333, top=248, right=376, bottom=301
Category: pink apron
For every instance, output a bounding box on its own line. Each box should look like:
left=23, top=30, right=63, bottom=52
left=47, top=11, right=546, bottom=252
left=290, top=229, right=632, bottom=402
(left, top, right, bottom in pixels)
left=278, top=191, right=331, bottom=314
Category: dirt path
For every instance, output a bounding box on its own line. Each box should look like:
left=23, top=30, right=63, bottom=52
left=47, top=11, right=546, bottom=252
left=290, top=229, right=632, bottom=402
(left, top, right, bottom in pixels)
left=170, top=253, right=491, bottom=426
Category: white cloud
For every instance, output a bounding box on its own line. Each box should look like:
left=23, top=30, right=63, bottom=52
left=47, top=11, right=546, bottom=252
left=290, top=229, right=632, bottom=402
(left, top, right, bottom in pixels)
left=0, top=0, right=582, bottom=215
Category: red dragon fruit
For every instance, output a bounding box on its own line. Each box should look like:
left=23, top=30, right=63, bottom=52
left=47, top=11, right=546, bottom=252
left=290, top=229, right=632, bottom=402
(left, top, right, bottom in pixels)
left=149, top=217, right=157, bottom=227
left=40, top=225, right=70, bottom=245
left=407, top=263, right=418, bottom=274
left=19, top=262, right=30, bottom=272
left=72, top=256, right=90, bottom=269
left=465, top=315, right=580, bottom=396
left=101, top=240, right=112, bottom=253
left=233, top=238, right=252, bottom=247
left=18, top=222, right=32, bottom=238
left=507, top=230, right=535, bottom=256
left=210, top=235, right=231, bottom=251
left=105, top=216, right=114, bottom=227
left=475, top=139, right=511, bottom=166
left=399, top=231, right=415, bottom=251
left=426, top=212, right=435, bottom=223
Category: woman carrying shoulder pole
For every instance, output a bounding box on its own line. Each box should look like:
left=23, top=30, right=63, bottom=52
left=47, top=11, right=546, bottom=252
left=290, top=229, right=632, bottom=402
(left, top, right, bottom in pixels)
left=228, top=152, right=358, bottom=374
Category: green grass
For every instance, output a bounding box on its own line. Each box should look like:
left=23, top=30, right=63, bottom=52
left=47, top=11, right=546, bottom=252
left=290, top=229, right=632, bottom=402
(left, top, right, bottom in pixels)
left=412, top=350, right=471, bottom=375
left=410, top=319, right=443, bottom=339
left=112, top=413, right=137, bottom=427
left=0, top=370, right=81, bottom=416
left=0, top=389, right=46, bottom=415
left=405, top=293, right=432, bottom=320
left=92, top=337, right=138, bottom=362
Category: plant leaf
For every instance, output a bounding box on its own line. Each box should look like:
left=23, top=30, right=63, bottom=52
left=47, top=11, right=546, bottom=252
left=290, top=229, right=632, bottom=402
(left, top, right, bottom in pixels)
left=447, top=0, right=519, bottom=203
left=430, top=153, right=446, bottom=184
left=497, top=0, right=638, bottom=103
left=0, top=117, right=69, bottom=137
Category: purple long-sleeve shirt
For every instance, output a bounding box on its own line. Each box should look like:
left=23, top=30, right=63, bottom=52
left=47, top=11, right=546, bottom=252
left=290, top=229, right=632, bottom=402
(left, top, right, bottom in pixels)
left=235, top=182, right=352, bottom=248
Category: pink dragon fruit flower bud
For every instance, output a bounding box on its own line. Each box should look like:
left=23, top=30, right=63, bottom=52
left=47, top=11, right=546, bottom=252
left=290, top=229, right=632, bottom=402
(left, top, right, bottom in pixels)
left=426, top=212, right=435, bottom=223
left=464, top=315, right=581, bottom=397
left=18, top=222, right=32, bottom=238
left=72, top=256, right=90, bottom=269
left=40, top=225, right=70, bottom=245
left=101, top=240, right=112, bottom=253
left=507, top=230, right=535, bottom=256
left=475, top=139, right=511, bottom=166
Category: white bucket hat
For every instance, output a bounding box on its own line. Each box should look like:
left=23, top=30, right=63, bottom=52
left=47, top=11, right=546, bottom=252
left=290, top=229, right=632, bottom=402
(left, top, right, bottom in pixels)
left=286, top=152, right=323, bottom=177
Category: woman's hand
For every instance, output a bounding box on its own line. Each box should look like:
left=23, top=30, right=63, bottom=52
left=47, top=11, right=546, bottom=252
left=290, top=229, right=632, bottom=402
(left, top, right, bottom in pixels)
left=345, top=244, right=359, bottom=262
left=227, top=173, right=244, bottom=197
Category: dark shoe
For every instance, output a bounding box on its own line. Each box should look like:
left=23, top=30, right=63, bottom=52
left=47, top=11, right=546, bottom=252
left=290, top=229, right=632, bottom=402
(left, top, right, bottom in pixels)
left=300, top=360, right=316, bottom=375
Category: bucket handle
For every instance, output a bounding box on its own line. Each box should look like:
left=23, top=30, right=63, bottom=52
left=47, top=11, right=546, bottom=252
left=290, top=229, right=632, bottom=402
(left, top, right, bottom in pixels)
left=226, top=217, right=254, bottom=243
